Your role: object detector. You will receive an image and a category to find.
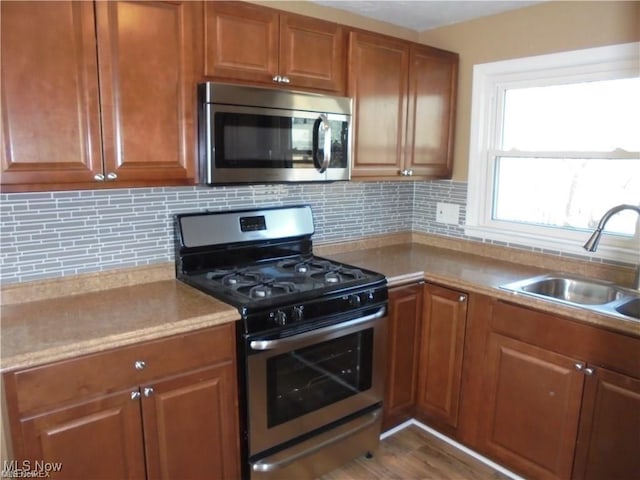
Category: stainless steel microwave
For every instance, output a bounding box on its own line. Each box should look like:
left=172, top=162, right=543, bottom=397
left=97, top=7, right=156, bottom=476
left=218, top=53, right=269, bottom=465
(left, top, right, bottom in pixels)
left=197, top=82, right=352, bottom=185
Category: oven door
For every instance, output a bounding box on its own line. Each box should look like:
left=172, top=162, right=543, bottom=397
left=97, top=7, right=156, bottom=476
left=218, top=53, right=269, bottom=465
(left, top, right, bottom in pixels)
left=246, top=306, right=386, bottom=456
left=201, top=104, right=351, bottom=184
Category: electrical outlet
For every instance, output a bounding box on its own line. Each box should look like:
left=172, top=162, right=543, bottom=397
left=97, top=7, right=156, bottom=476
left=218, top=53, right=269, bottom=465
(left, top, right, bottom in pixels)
left=436, top=202, right=460, bottom=225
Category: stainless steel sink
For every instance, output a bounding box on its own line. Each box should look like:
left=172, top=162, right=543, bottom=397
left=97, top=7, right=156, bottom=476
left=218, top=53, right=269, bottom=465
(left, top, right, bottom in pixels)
left=501, top=274, right=640, bottom=321
left=516, top=277, right=626, bottom=305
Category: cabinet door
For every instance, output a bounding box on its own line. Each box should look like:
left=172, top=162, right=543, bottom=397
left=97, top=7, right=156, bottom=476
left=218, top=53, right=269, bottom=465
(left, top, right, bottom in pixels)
left=19, top=389, right=146, bottom=479
left=349, top=32, right=409, bottom=178
left=141, top=363, right=241, bottom=480
left=482, top=333, right=585, bottom=480
left=405, top=46, right=458, bottom=178
left=95, top=0, right=196, bottom=185
left=415, top=284, right=467, bottom=435
left=279, top=14, right=345, bottom=93
left=572, top=367, right=640, bottom=480
left=383, top=284, right=423, bottom=431
left=0, top=1, right=103, bottom=191
left=204, top=1, right=279, bottom=83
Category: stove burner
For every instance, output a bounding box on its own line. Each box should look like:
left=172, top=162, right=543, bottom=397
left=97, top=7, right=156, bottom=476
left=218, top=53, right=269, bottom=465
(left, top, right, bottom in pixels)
left=277, top=258, right=336, bottom=276
left=324, top=272, right=340, bottom=283
left=221, top=271, right=270, bottom=288
left=295, top=263, right=310, bottom=274
left=248, top=281, right=299, bottom=299
left=206, top=268, right=237, bottom=280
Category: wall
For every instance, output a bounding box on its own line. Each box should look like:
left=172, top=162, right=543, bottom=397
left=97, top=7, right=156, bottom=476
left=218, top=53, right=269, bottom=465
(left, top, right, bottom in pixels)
left=418, top=0, right=640, bottom=180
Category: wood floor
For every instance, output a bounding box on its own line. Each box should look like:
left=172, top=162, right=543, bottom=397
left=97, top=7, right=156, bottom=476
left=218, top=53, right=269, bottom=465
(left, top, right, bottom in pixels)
left=318, top=425, right=513, bottom=480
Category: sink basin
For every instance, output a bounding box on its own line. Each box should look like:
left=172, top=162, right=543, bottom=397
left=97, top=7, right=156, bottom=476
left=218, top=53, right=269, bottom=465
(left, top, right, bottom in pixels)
left=501, top=274, right=640, bottom=321
left=517, top=277, right=625, bottom=305
left=616, top=298, right=640, bottom=319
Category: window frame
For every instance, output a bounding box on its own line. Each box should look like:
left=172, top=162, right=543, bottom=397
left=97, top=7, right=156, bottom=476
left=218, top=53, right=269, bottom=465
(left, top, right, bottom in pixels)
left=466, top=42, right=640, bottom=264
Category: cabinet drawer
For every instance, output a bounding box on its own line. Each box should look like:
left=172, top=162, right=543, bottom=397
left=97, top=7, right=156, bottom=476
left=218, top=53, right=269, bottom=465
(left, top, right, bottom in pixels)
left=5, top=323, right=236, bottom=415
left=493, top=300, right=640, bottom=379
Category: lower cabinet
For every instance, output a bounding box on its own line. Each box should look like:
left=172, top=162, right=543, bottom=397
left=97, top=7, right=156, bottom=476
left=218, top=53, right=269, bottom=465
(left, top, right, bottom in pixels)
left=473, top=298, right=640, bottom=480
left=414, top=283, right=468, bottom=436
left=383, top=283, right=423, bottom=430
left=383, top=281, right=468, bottom=437
left=3, top=324, right=241, bottom=480
left=384, top=284, right=640, bottom=480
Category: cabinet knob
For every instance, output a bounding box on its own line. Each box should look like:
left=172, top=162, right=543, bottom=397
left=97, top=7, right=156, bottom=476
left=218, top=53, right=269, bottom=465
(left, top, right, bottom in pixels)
left=584, top=367, right=595, bottom=376
left=574, top=363, right=585, bottom=371
left=106, top=172, right=118, bottom=180
left=406, top=169, right=414, bottom=176
left=272, top=75, right=281, bottom=83
left=280, top=76, right=290, bottom=84
left=94, top=173, right=105, bottom=182
left=143, top=387, right=154, bottom=397
left=458, top=295, right=466, bottom=302
left=131, top=391, right=141, bottom=400
left=134, top=360, right=146, bottom=370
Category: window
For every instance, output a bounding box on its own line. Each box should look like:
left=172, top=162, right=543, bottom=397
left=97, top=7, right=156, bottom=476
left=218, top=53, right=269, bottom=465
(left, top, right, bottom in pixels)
left=467, top=43, right=640, bottom=264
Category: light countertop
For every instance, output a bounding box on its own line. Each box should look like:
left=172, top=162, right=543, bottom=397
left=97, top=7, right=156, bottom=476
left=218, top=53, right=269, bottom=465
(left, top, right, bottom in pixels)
left=2, top=241, right=638, bottom=372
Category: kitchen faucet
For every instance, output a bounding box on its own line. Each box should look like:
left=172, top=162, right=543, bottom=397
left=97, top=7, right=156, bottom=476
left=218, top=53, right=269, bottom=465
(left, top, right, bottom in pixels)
left=583, top=204, right=640, bottom=290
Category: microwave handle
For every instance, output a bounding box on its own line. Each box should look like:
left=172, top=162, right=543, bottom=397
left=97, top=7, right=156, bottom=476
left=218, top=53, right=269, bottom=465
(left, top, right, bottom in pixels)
left=312, top=114, right=331, bottom=173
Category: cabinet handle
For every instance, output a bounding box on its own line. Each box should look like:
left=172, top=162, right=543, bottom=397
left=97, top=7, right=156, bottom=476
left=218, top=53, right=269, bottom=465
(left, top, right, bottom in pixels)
left=143, top=387, right=154, bottom=397
left=458, top=295, right=466, bottom=302
left=94, top=173, right=105, bottom=182
left=280, top=76, right=290, bottom=84
left=406, top=169, right=414, bottom=176
left=131, top=391, right=141, bottom=400
left=106, top=172, right=118, bottom=180
left=574, top=363, right=585, bottom=371
left=584, top=367, right=595, bottom=376
left=134, top=360, right=146, bottom=370
left=272, top=75, right=281, bottom=83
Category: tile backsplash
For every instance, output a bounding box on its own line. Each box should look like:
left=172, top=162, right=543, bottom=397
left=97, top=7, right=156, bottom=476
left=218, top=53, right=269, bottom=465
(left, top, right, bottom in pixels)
left=2, top=179, right=622, bottom=285
left=2, top=181, right=424, bottom=284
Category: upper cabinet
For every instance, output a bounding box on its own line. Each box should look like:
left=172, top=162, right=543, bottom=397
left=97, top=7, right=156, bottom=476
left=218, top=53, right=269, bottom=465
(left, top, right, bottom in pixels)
left=204, top=1, right=346, bottom=94
left=1, top=1, right=197, bottom=192
left=405, top=45, right=458, bottom=179
left=1, top=0, right=457, bottom=192
left=349, top=31, right=458, bottom=180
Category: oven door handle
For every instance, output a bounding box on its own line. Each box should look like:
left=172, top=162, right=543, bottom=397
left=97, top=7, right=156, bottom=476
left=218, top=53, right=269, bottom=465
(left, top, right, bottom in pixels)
left=249, top=306, right=386, bottom=351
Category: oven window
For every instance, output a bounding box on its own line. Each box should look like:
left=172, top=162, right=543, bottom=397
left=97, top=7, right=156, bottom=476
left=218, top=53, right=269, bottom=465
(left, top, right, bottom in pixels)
left=266, top=329, right=373, bottom=428
left=214, top=112, right=348, bottom=169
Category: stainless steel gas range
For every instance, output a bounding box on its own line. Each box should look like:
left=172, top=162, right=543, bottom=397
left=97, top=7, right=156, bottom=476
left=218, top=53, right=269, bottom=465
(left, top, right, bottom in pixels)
left=174, top=205, right=388, bottom=480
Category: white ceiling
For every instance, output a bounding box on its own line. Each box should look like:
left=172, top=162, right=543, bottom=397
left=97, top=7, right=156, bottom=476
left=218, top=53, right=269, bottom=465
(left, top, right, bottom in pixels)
left=309, top=1, right=542, bottom=31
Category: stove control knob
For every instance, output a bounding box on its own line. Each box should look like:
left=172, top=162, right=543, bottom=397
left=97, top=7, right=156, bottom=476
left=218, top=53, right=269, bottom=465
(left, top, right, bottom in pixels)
left=349, top=294, right=361, bottom=308
left=274, top=310, right=287, bottom=326
left=292, top=306, right=304, bottom=323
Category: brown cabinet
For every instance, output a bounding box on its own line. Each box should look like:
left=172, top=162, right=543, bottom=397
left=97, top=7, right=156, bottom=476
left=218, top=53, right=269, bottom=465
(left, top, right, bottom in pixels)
left=383, top=283, right=423, bottom=431
left=415, top=283, right=468, bottom=436
left=204, top=1, right=345, bottom=93
left=3, top=324, right=240, bottom=480
left=383, top=281, right=469, bottom=437
left=405, top=46, right=458, bottom=178
left=482, top=332, right=584, bottom=479
left=0, top=0, right=197, bottom=192
left=468, top=298, right=640, bottom=480
left=348, top=32, right=458, bottom=180
left=572, top=366, right=640, bottom=480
